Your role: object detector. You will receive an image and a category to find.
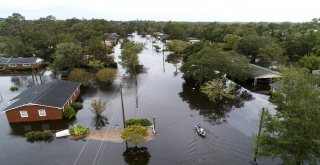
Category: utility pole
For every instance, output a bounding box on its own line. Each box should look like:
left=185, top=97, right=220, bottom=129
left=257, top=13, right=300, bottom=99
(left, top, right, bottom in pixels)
left=152, top=116, right=156, bottom=135
left=135, top=76, right=138, bottom=108
left=253, top=107, right=266, bottom=164
left=120, top=84, right=126, bottom=128
left=0, top=92, right=3, bottom=103
left=162, top=51, right=165, bottom=73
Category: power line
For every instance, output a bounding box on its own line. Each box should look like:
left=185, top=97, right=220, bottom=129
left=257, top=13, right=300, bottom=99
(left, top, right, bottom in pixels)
left=93, top=73, right=133, bottom=165
left=72, top=86, right=120, bottom=165
left=92, top=98, right=121, bottom=165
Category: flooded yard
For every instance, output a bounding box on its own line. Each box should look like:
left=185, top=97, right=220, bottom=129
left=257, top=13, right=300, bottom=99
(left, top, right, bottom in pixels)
left=0, top=34, right=277, bottom=165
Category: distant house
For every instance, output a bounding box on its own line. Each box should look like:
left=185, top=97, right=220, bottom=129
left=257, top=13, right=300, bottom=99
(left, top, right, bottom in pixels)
left=153, top=32, right=168, bottom=41
left=0, top=57, right=43, bottom=69
left=105, top=33, right=120, bottom=46
left=2, top=80, right=81, bottom=123
left=188, top=37, right=200, bottom=44
left=250, top=64, right=282, bottom=87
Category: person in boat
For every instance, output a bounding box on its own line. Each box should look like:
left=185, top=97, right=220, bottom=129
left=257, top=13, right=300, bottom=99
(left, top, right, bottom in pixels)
left=196, top=124, right=205, bottom=134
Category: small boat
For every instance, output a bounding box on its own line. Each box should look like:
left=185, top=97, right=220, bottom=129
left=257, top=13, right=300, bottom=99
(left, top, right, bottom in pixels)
left=195, top=124, right=206, bottom=137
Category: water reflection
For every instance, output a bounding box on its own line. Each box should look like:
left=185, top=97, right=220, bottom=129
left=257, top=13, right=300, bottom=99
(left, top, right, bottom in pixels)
left=9, top=120, right=73, bottom=137
left=92, top=116, right=109, bottom=130
left=80, top=85, right=99, bottom=98
left=8, top=70, right=57, bottom=88
left=179, top=82, right=253, bottom=124
left=166, top=53, right=182, bottom=76
left=123, top=146, right=151, bottom=165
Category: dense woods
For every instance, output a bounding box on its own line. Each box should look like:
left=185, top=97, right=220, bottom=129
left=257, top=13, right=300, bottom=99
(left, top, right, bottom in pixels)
left=1, top=13, right=320, bottom=69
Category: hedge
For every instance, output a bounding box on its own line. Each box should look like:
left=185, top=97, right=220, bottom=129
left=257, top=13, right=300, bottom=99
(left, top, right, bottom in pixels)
left=25, top=130, right=53, bottom=141
left=71, top=102, right=83, bottom=111
left=125, top=118, right=152, bottom=127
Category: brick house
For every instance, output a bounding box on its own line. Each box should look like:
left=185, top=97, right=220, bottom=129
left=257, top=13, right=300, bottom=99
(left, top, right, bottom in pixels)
left=0, top=57, right=43, bottom=69
left=2, top=80, right=81, bottom=123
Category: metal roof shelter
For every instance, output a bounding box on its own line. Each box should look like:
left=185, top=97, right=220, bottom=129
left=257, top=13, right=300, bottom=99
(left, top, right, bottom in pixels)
left=250, top=64, right=282, bottom=87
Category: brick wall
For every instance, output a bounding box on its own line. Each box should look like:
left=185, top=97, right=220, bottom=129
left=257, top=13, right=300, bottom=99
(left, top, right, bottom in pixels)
left=6, top=105, right=63, bottom=123
left=63, top=87, right=81, bottom=110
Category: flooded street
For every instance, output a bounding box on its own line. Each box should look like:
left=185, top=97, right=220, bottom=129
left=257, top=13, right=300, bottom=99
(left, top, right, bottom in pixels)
left=0, top=34, right=276, bottom=165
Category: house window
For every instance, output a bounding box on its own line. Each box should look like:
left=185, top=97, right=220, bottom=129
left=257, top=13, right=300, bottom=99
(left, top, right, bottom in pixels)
left=23, top=64, right=31, bottom=67
left=38, top=109, right=46, bottom=116
left=20, top=111, right=28, bottom=118
left=9, top=64, right=17, bottom=67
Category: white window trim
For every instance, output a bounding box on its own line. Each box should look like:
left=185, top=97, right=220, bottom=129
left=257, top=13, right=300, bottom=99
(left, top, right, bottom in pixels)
left=38, top=109, right=46, bottom=117
left=20, top=111, right=28, bottom=118
left=23, top=64, right=31, bottom=67
left=9, top=64, right=17, bottom=67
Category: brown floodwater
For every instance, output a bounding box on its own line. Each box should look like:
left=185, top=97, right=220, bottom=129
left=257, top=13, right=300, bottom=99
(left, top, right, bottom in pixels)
left=0, top=34, right=278, bottom=165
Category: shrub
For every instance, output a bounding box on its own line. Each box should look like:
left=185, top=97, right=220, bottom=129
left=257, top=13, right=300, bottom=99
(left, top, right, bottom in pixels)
left=121, top=125, right=148, bottom=145
left=125, top=118, right=152, bottom=127
left=88, top=60, right=105, bottom=69
left=63, top=106, right=76, bottom=119
left=10, top=86, right=19, bottom=91
left=25, top=130, right=53, bottom=141
left=15, top=66, right=33, bottom=71
left=72, top=102, right=83, bottom=111
left=70, top=124, right=89, bottom=136
left=96, top=68, right=118, bottom=84
left=153, top=45, right=161, bottom=50
left=68, top=68, right=92, bottom=86
left=90, top=99, right=106, bottom=116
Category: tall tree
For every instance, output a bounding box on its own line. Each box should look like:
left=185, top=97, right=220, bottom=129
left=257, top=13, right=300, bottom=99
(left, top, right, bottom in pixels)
left=181, top=46, right=252, bottom=84
left=165, top=40, right=190, bottom=55
left=83, top=39, right=115, bottom=67
left=120, top=39, right=144, bottom=72
left=235, top=35, right=273, bottom=63
left=200, top=79, right=235, bottom=101
left=255, top=67, right=320, bottom=164
left=53, top=42, right=85, bottom=71
left=257, top=42, right=287, bottom=67
left=298, top=55, right=320, bottom=73
left=223, top=34, right=241, bottom=50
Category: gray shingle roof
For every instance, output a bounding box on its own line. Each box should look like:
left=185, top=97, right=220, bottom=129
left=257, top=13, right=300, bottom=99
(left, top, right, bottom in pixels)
left=3, top=80, right=81, bottom=111
left=0, top=57, right=42, bottom=65
left=0, top=58, right=9, bottom=65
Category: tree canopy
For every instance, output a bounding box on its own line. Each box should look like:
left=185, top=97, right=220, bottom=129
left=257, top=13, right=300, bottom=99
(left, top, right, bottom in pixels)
left=200, top=79, right=236, bottom=101
left=255, top=67, right=320, bottom=164
left=1, top=13, right=320, bottom=66
left=165, top=40, right=190, bottom=55
left=120, top=39, right=144, bottom=72
left=181, top=46, right=252, bottom=84
left=53, top=42, right=85, bottom=71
